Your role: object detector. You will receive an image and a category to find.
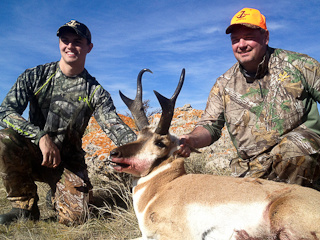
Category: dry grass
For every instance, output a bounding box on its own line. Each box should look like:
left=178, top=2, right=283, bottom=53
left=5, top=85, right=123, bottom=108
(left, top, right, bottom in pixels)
left=0, top=174, right=141, bottom=240
left=185, top=151, right=232, bottom=176
left=0, top=153, right=231, bottom=240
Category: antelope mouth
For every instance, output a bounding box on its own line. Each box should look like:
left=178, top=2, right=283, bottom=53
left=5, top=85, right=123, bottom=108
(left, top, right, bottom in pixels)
left=108, top=158, right=130, bottom=169
left=112, top=162, right=130, bottom=168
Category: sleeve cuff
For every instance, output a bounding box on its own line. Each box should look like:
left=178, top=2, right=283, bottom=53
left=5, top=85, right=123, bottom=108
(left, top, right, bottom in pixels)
left=34, top=130, right=47, bottom=146
left=202, top=124, right=222, bottom=144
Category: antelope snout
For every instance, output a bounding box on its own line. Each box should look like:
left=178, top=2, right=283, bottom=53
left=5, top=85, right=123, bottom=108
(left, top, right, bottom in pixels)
left=110, top=149, right=121, bottom=158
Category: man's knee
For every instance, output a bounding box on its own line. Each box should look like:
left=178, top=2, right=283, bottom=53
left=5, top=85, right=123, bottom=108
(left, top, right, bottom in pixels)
left=0, top=129, right=24, bottom=172
left=274, top=128, right=320, bottom=158
left=0, top=128, right=41, bottom=172
left=0, top=128, right=15, bottom=155
left=0, top=128, right=28, bottom=159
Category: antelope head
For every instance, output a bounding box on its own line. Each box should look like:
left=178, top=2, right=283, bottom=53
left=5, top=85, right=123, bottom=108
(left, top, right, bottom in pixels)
left=110, top=69, right=185, bottom=177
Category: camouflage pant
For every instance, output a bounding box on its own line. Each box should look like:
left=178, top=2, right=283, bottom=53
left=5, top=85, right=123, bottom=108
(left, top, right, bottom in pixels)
left=230, top=127, right=320, bottom=190
left=0, top=128, right=92, bottom=226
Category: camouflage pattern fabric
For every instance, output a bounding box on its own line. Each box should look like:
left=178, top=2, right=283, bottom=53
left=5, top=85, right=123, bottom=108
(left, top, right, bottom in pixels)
left=0, top=61, right=136, bottom=225
left=198, top=47, right=320, bottom=188
left=0, top=128, right=41, bottom=211
left=230, top=126, right=320, bottom=189
left=55, top=168, right=92, bottom=226
left=0, top=128, right=93, bottom=225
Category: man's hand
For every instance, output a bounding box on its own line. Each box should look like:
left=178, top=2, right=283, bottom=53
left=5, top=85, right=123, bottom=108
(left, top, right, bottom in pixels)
left=177, top=126, right=212, bottom=157
left=178, top=135, right=193, bottom=157
left=39, top=134, right=61, bottom=168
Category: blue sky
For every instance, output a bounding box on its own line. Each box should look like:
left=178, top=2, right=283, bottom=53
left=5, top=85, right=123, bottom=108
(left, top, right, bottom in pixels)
left=1, top=0, right=320, bottom=115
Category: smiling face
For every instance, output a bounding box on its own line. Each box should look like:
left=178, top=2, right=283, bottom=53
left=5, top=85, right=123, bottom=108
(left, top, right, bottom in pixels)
left=59, top=30, right=93, bottom=76
left=231, top=25, right=269, bottom=73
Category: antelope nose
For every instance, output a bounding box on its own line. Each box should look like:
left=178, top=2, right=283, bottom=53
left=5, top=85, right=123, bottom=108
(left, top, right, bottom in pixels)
left=110, top=149, right=121, bottom=158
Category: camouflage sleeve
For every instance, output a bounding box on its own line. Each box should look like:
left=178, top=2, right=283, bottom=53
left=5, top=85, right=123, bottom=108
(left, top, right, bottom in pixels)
left=93, top=87, right=136, bottom=146
left=282, top=50, right=320, bottom=102
left=298, top=56, right=320, bottom=102
left=196, top=80, right=225, bottom=144
left=0, top=69, right=45, bottom=144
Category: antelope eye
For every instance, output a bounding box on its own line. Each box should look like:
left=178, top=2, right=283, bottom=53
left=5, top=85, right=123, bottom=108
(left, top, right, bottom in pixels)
left=155, top=141, right=166, bottom=148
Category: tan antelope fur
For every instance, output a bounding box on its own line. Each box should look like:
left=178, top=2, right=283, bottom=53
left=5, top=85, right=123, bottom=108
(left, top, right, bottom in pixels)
left=110, top=69, right=320, bottom=240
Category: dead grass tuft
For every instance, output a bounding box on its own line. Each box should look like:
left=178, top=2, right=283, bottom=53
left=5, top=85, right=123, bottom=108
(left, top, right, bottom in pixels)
left=0, top=176, right=141, bottom=240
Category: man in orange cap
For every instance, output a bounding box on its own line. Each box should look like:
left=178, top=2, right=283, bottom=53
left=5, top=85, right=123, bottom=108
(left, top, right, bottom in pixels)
left=179, top=8, right=320, bottom=190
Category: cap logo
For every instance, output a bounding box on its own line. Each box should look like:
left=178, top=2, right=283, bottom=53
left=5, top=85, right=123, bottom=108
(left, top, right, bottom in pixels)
left=236, top=11, right=249, bottom=19
left=66, top=20, right=80, bottom=27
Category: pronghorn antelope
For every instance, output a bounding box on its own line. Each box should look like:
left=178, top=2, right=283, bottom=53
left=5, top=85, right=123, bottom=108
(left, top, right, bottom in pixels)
left=110, top=69, right=320, bottom=240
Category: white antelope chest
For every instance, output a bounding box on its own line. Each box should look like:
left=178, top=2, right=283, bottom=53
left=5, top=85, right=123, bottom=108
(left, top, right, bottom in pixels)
left=186, top=202, right=270, bottom=239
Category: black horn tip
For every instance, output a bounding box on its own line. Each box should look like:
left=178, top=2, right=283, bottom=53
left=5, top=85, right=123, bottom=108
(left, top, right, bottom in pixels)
left=139, top=68, right=153, bottom=76
left=145, top=68, right=153, bottom=74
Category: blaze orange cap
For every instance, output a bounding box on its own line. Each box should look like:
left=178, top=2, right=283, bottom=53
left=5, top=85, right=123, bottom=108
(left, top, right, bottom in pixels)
left=226, top=8, right=267, bottom=34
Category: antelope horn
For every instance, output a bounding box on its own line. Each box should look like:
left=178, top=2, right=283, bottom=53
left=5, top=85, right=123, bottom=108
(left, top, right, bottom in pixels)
left=119, top=69, right=152, bottom=131
left=154, top=68, right=185, bottom=135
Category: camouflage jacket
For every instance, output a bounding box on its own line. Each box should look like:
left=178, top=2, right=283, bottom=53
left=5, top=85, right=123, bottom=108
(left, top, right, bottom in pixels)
left=0, top=61, right=136, bottom=155
left=197, top=47, right=320, bottom=160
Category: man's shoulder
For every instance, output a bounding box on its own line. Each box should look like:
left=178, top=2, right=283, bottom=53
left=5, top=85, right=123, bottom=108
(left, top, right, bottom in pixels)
left=271, top=47, right=320, bottom=73
left=272, top=48, right=315, bottom=62
left=81, top=69, right=106, bottom=96
left=24, top=61, right=59, bottom=76
left=82, top=68, right=98, bottom=83
left=217, top=62, right=240, bottom=82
